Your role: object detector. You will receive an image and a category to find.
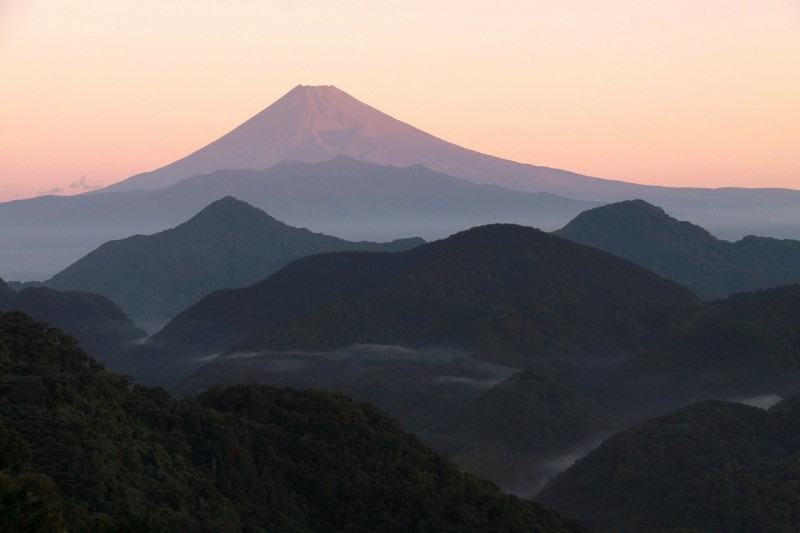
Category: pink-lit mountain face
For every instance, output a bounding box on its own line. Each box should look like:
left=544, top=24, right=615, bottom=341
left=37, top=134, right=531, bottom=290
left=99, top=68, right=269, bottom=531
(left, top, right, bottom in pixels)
left=98, top=85, right=800, bottom=241
left=105, top=85, right=616, bottom=199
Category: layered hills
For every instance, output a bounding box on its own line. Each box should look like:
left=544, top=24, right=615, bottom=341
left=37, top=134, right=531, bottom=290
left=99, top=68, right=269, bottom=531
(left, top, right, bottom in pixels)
left=4, top=85, right=800, bottom=281
left=115, top=223, right=696, bottom=491
left=0, top=157, right=596, bottom=281
left=45, top=196, right=424, bottom=328
left=0, top=310, right=583, bottom=531
left=141, top=223, right=697, bottom=379
left=100, top=84, right=800, bottom=241
left=231, top=224, right=697, bottom=359
left=0, top=282, right=144, bottom=360
left=556, top=199, right=800, bottom=299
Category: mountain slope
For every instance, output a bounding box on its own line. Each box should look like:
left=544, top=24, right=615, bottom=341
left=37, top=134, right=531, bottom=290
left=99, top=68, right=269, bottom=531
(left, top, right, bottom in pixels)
left=0, top=286, right=144, bottom=361
left=106, top=84, right=609, bottom=198
left=104, top=85, right=800, bottom=216
left=0, top=310, right=583, bottom=532
left=0, top=278, right=12, bottom=306
left=153, top=156, right=601, bottom=240
left=137, top=223, right=697, bottom=388
left=597, top=284, right=800, bottom=421
left=0, top=158, right=596, bottom=281
left=556, top=199, right=800, bottom=299
left=45, top=196, right=424, bottom=327
left=234, top=224, right=698, bottom=359
left=539, top=398, right=800, bottom=532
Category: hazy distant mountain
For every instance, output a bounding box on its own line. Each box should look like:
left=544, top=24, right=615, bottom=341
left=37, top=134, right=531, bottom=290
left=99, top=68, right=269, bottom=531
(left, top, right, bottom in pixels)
left=101, top=84, right=800, bottom=240
left=3, top=86, right=800, bottom=281
left=556, top=200, right=800, bottom=300
left=151, top=156, right=600, bottom=240
left=46, top=196, right=424, bottom=328
left=105, top=84, right=605, bottom=197
left=540, top=398, right=800, bottom=531
left=0, top=286, right=144, bottom=360
left=0, top=158, right=596, bottom=281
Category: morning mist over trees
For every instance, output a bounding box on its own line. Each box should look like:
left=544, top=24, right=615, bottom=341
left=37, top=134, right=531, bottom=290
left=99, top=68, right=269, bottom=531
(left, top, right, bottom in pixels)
left=2, top=2, right=799, bottom=531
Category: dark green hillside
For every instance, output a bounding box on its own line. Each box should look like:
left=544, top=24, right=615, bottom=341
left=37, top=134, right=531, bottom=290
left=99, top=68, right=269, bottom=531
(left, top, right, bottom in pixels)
left=0, top=286, right=144, bottom=362
left=539, top=398, right=800, bottom=532
left=556, top=199, right=800, bottom=300
left=458, top=367, right=611, bottom=453
left=0, top=310, right=582, bottom=531
left=132, top=223, right=695, bottom=388
left=438, top=370, right=615, bottom=484
left=46, top=196, right=423, bottom=328
left=238, top=224, right=697, bottom=363
left=0, top=278, right=13, bottom=305
left=600, top=285, right=800, bottom=419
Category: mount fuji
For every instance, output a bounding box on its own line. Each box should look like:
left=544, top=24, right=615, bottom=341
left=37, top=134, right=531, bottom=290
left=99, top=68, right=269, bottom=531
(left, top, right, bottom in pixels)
left=102, top=85, right=800, bottom=237
left=105, top=84, right=608, bottom=199
left=2, top=85, right=800, bottom=281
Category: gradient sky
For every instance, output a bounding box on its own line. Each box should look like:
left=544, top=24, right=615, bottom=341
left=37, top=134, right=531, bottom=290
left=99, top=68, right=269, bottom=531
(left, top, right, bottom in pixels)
left=1, top=0, right=799, bottom=201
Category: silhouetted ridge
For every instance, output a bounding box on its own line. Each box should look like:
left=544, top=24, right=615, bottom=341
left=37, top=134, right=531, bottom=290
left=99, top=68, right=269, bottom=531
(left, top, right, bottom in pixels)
left=234, top=223, right=697, bottom=359
left=181, top=195, right=285, bottom=229
left=559, top=199, right=718, bottom=248
left=45, top=197, right=423, bottom=327
left=556, top=199, right=800, bottom=299
left=0, top=286, right=144, bottom=361
left=0, top=278, right=12, bottom=306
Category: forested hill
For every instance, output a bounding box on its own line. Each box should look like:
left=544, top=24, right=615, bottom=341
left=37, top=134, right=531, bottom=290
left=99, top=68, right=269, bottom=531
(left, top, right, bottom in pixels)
left=539, top=398, right=800, bottom=532
left=0, top=286, right=144, bottom=361
left=597, top=284, right=800, bottom=419
left=0, top=310, right=583, bottom=532
left=234, top=223, right=698, bottom=362
left=556, top=199, right=800, bottom=300
left=0, top=278, right=12, bottom=304
left=45, top=196, right=424, bottom=327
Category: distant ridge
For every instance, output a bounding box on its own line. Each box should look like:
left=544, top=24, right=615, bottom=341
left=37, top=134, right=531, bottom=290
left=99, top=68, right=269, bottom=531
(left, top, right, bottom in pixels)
left=556, top=199, right=800, bottom=299
left=46, top=196, right=424, bottom=327
left=98, top=84, right=800, bottom=241
left=0, top=285, right=144, bottom=359
left=137, top=222, right=697, bottom=385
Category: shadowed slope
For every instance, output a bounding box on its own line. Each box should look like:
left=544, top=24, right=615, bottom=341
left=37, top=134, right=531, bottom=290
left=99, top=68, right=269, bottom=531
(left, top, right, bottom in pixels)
left=46, top=196, right=423, bottom=327
left=556, top=199, right=800, bottom=299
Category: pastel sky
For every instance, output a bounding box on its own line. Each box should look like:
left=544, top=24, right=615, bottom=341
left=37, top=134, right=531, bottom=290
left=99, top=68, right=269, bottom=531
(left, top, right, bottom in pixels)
left=1, top=0, right=799, bottom=201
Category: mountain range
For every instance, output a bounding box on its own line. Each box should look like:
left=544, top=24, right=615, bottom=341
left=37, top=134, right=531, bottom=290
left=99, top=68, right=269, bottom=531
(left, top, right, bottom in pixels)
left=129, top=223, right=696, bottom=384
left=3, top=85, right=800, bottom=281
left=104, top=222, right=697, bottom=493
left=105, top=85, right=800, bottom=239
left=0, top=157, right=596, bottom=281
left=45, top=196, right=424, bottom=329
left=0, top=309, right=583, bottom=532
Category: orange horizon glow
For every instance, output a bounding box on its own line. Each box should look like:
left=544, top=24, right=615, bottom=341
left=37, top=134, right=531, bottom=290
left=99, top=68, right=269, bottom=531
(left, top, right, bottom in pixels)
left=1, top=0, right=798, bottom=201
